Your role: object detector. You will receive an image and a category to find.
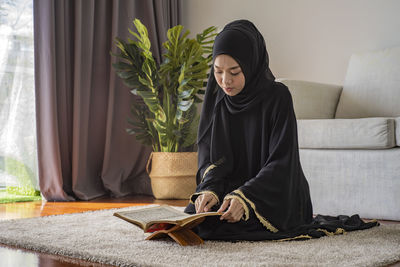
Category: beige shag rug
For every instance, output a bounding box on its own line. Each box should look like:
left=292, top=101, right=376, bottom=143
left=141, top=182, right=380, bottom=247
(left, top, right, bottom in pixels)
left=0, top=205, right=399, bottom=267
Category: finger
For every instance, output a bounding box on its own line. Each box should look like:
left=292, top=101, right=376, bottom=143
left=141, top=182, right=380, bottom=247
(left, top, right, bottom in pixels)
left=231, top=211, right=242, bottom=222
left=195, top=196, right=202, bottom=213
left=220, top=205, right=234, bottom=221
left=217, top=199, right=230, bottom=214
left=221, top=201, right=243, bottom=222
left=197, top=196, right=209, bottom=213
left=225, top=211, right=239, bottom=223
left=228, top=199, right=244, bottom=222
left=204, top=197, right=217, bottom=212
left=220, top=210, right=232, bottom=221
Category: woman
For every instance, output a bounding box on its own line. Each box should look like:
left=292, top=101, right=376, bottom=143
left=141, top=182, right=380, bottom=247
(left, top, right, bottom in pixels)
left=184, top=19, right=377, bottom=241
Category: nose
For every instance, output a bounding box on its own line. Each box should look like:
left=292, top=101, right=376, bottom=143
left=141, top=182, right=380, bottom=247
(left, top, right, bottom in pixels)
left=222, top=73, right=232, bottom=86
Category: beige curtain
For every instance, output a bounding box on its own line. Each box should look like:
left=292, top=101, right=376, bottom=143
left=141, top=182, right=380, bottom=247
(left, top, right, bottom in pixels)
left=33, top=0, right=181, bottom=201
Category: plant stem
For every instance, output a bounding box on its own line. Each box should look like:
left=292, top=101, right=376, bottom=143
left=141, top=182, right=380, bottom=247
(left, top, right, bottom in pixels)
left=166, top=89, right=174, bottom=152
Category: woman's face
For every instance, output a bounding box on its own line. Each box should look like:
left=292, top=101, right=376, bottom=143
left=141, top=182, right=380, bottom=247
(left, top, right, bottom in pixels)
left=213, top=54, right=245, bottom=96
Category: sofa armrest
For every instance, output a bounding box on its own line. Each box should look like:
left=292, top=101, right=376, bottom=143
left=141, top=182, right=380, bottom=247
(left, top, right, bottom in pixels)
left=277, top=79, right=343, bottom=119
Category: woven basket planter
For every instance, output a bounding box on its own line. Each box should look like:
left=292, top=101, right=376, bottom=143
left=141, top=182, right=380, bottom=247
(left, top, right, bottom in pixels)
left=146, top=152, right=197, bottom=199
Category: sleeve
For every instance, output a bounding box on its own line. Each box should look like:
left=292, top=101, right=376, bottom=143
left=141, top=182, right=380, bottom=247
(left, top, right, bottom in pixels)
left=189, top=137, right=227, bottom=205
left=226, top=87, right=302, bottom=232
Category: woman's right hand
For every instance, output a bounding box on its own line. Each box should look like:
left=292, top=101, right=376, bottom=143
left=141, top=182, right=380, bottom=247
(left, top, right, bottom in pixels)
left=195, top=192, right=218, bottom=213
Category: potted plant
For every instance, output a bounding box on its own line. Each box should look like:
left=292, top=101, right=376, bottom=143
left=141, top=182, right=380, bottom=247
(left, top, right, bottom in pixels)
left=112, top=19, right=216, bottom=199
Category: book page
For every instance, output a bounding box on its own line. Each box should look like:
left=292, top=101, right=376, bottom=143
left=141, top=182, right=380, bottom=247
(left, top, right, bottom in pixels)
left=116, top=206, right=193, bottom=225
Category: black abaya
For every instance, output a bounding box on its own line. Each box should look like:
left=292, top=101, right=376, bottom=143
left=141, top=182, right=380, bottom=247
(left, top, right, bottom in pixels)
left=184, top=20, right=378, bottom=241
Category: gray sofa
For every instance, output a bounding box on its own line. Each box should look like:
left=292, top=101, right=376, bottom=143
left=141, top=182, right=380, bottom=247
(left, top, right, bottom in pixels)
left=279, top=46, right=400, bottom=221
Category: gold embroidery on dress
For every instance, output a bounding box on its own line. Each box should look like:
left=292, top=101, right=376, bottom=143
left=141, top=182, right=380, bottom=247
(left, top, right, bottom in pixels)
left=317, top=228, right=334, bottom=236
left=335, top=228, right=346, bottom=234
left=192, top=158, right=225, bottom=204
left=233, top=189, right=279, bottom=233
left=201, top=164, right=217, bottom=183
left=200, top=157, right=226, bottom=183
left=189, top=191, right=220, bottom=205
left=224, top=194, right=250, bottom=221
left=275, top=235, right=313, bottom=242
left=316, top=227, right=346, bottom=236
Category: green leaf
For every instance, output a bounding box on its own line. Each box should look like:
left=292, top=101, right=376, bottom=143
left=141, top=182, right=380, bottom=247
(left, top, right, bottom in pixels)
left=123, top=77, right=141, bottom=88
left=180, top=105, right=199, bottom=148
left=117, top=71, right=135, bottom=79
left=178, top=88, right=194, bottom=99
left=193, top=95, right=203, bottom=103
left=111, top=18, right=216, bottom=151
left=178, top=99, right=194, bottom=112
left=126, top=128, right=136, bottom=135
left=178, top=63, right=186, bottom=84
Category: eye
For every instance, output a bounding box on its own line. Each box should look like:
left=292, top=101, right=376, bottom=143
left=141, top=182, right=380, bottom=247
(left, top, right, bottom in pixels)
left=231, top=71, right=241, bottom=76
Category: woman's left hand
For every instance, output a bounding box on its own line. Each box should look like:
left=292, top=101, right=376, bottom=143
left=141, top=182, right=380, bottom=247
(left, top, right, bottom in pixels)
left=217, top=198, right=244, bottom=223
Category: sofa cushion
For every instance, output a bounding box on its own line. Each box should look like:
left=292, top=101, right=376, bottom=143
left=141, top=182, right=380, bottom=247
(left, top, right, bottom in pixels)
left=297, top=117, right=396, bottom=149
left=278, top=79, right=342, bottom=119
left=396, top=117, right=400, bottom=147
left=335, top=46, right=400, bottom=118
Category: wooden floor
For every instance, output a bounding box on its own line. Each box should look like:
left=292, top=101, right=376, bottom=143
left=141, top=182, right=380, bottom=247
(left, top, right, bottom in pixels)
left=0, top=195, right=399, bottom=267
left=0, top=195, right=188, bottom=267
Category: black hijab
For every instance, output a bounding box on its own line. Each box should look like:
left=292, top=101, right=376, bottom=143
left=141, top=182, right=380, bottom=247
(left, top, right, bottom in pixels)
left=197, top=20, right=279, bottom=193
left=198, top=20, right=275, bottom=142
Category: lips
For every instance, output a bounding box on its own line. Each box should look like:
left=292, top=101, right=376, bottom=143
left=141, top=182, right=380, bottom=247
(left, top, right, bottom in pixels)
left=224, top=87, right=233, bottom=92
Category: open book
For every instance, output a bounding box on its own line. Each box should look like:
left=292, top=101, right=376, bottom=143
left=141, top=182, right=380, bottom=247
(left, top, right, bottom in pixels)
left=114, top=205, right=221, bottom=245
left=114, top=205, right=221, bottom=232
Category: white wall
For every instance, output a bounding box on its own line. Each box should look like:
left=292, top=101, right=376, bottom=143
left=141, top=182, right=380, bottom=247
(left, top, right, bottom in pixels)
left=182, top=0, right=400, bottom=85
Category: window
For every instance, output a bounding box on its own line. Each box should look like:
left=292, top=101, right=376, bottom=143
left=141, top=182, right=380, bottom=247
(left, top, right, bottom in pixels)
left=0, top=0, right=40, bottom=202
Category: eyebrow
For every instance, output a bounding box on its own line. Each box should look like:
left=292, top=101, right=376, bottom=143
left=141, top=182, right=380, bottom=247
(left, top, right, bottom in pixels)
left=214, top=64, right=241, bottom=70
